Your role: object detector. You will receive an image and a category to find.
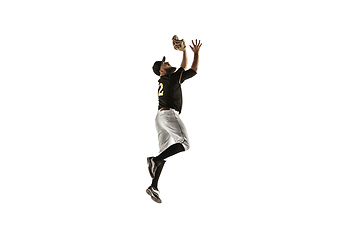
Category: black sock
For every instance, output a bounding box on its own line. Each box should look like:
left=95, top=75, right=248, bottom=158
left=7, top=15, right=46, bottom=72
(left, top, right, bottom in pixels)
left=155, top=143, right=185, bottom=162
left=151, top=143, right=185, bottom=190
left=151, top=160, right=165, bottom=190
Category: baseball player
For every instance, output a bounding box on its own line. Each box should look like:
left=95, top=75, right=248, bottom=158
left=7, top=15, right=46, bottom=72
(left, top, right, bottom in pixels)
left=146, top=39, right=202, bottom=203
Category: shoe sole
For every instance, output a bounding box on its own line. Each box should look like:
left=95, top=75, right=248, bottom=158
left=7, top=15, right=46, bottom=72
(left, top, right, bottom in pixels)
left=146, top=188, right=162, bottom=203
left=147, top=157, right=156, bottom=178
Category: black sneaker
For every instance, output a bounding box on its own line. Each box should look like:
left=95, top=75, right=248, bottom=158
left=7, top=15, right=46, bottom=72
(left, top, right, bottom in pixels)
left=146, top=186, right=162, bottom=203
left=147, top=157, right=157, bottom=178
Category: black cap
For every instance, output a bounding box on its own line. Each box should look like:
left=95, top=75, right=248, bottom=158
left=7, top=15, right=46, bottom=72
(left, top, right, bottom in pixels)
left=152, top=56, right=166, bottom=76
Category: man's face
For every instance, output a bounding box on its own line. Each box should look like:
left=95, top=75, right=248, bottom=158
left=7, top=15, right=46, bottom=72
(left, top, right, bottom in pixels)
left=160, top=62, right=176, bottom=75
left=161, top=62, right=172, bottom=69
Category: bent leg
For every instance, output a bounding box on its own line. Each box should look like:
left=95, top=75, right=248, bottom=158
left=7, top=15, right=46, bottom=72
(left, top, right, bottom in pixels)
left=155, top=143, right=185, bottom=161
left=151, top=160, right=165, bottom=190
left=157, top=129, right=171, bottom=154
left=156, top=112, right=171, bottom=153
left=163, top=110, right=190, bottom=151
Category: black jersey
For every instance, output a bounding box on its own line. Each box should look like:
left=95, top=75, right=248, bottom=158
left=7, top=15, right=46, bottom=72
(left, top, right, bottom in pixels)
left=157, top=67, right=197, bottom=114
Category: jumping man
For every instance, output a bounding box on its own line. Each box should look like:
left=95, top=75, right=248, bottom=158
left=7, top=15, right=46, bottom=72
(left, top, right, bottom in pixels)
left=146, top=39, right=202, bottom=203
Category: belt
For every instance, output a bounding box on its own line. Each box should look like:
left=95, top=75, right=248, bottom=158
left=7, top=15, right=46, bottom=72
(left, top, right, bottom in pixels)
left=160, top=107, right=170, bottom=111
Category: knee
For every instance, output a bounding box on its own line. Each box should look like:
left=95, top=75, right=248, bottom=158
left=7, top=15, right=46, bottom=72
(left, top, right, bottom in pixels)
left=182, top=141, right=190, bottom=151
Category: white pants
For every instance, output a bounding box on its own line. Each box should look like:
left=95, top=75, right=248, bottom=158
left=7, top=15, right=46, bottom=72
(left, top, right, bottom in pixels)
left=155, top=109, right=190, bottom=153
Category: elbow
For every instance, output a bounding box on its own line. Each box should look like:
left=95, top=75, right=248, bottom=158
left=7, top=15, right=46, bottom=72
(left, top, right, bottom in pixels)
left=191, top=67, right=198, bottom=73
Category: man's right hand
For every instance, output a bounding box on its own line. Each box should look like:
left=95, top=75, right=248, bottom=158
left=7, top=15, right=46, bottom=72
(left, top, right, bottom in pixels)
left=190, top=39, right=202, bottom=53
left=190, top=39, right=202, bottom=72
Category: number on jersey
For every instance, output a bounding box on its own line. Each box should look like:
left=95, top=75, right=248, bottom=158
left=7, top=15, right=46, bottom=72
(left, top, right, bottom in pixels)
left=158, top=83, right=164, bottom=96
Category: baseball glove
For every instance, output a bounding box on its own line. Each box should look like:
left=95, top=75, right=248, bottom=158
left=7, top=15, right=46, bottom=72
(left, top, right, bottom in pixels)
left=172, top=35, right=186, bottom=51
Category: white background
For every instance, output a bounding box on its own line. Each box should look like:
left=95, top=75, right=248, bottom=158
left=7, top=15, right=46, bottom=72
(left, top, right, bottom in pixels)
left=1, top=0, right=359, bottom=239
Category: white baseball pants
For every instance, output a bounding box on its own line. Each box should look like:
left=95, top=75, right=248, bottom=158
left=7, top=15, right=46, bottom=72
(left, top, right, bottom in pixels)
left=155, top=109, right=190, bottom=153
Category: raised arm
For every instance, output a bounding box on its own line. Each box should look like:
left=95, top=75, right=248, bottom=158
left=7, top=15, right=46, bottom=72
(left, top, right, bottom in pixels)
left=190, top=39, right=202, bottom=73
left=180, top=49, right=188, bottom=69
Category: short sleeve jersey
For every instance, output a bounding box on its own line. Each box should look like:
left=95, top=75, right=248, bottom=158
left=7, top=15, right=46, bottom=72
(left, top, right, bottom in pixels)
left=157, top=67, right=197, bottom=114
